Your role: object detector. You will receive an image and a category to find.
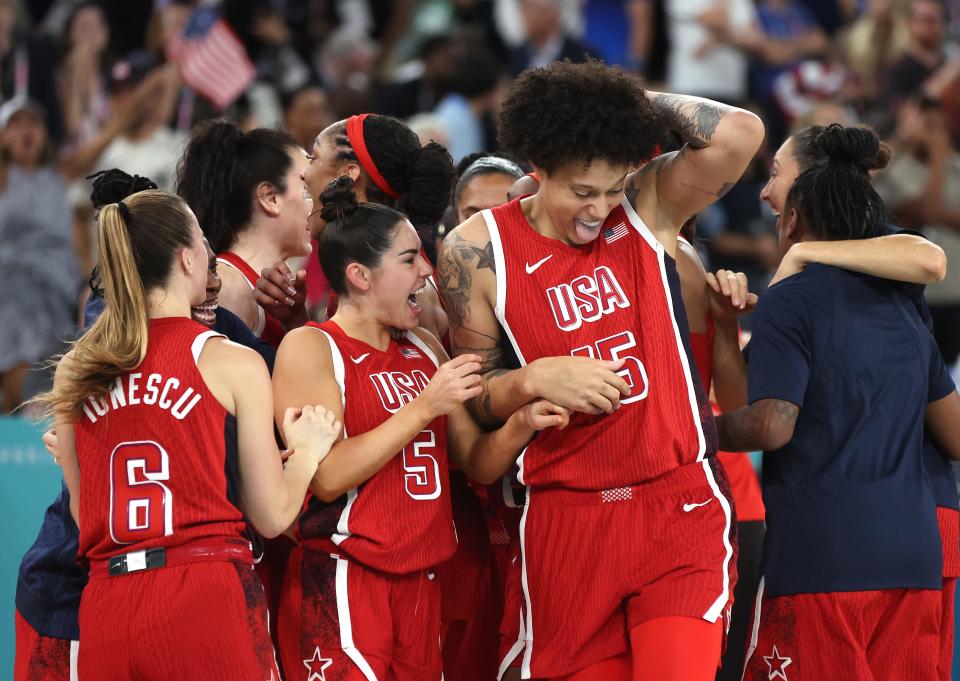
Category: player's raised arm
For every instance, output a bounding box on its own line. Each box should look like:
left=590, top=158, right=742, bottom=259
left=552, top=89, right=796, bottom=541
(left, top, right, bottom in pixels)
left=438, top=214, right=631, bottom=427
left=631, top=92, right=764, bottom=246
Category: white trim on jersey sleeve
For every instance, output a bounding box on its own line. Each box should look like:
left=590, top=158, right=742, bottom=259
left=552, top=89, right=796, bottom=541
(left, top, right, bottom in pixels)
left=653, top=246, right=707, bottom=461
left=303, top=326, right=356, bottom=546
left=404, top=331, right=440, bottom=368
left=216, top=256, right=266, bottom=337
left=190, top=330, right=226, bottom=366
left=335, top=556, right=380, bottom=681
left=481, top=208, right=527, bottom=367
left=619, top=196, right=661, bottom=252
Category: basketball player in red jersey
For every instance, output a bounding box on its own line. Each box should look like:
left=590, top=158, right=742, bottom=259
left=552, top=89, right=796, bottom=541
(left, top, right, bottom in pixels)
left=176, top=119, right=312, bottom=347
left=255, top=113, right=455, bottom=345
left=35, top=189, right=340, bottom=679
left=437, top=60, right=764, bottom=681
left=272, top=177, right=569, bottom=681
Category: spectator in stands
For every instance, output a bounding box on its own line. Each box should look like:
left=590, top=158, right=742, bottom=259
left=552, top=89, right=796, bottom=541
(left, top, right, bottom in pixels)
left=884, top=0, right=959, bottom=115
left=740, top=0, right=828, bottom=142
left=0, top=0, right=63, bottom=142
left=0, top=97, right=78, bottom=411
left=316, top=29, right=378, bottom=119
left=665, top=0, right=757, bottom=104
left=507, top=0, right=602, bottom=76
left=282, top=84, right=333, bottom=152
left=69, top=57, right=183, bottom=191
left=433, top=49, right=504, bottom=163
left=56, top=2, right=112, bottom=149
left=373, top=35, right=460, bottom=120
left=839, top=0, right=909, bottom=104
left=875, top=97, right=960, bottom=365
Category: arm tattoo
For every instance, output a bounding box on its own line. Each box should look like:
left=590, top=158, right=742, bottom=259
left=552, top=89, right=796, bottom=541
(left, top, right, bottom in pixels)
left=716, top=400, right=799, bottom=452
left=437, top=233, right=496, bottom=329
left=652, top=93, right=731, bottom=149
left=471, top=368, right=510, bottom=430
left=774, top=400, right=799, bottom=425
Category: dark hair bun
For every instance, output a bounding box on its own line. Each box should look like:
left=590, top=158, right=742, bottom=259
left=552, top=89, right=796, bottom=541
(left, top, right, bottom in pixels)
left=403, top=142, right=454, bottom=229
left=88, top=168, right=158, bottom=209
left=320, top=175, right=360, bottom=223
left=815, top=124, right=890, bottom=172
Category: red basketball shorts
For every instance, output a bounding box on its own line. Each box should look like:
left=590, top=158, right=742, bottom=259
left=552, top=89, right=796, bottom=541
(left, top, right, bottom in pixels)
left=514, top=460, right=737, bottom=679
left=938, top=504, right=960, bottom=681
left=78, top=542, right=278, bottom=680
left=496, top=535, right=524, bottom=677
left=743, top=581, right=941, bottom=681
left=278, top=546, right=442, bottom=681
left=14, top=609, right=76, bottom=681
left=437, top=472, right=500, bottom=681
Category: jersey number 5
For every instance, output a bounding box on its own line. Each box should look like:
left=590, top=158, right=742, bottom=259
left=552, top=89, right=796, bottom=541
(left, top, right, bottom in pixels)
left=572, top=331, right=649, bottom=404
left=403, top=430, right=442, bottom=501
left=110, top=441, right=174, bottom=544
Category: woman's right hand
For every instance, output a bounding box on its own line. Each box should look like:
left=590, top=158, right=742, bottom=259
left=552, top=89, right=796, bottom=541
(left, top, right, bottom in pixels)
left=417, top=354, right=483, bottom=418
left=254, top=260, right=309, bottom=329
left=525, top=356, right=630, bottom=415
left=282, top=405, right=342, bottom=465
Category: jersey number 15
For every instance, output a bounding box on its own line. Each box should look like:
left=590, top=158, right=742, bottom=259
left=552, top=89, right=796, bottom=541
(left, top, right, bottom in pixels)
left=571, top=331, right=649, bottom=404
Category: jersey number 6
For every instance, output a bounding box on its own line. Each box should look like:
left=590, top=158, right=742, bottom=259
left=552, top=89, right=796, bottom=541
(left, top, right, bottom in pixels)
left=110, top=441, right=174, bottom=544
left=572, top=331, right=649, bottom=404
left=403, top=430, right=442, bottom=501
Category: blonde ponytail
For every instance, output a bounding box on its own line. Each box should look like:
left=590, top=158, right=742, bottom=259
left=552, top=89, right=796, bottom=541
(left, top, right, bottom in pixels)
left=31, top=191, right=193, bottom=420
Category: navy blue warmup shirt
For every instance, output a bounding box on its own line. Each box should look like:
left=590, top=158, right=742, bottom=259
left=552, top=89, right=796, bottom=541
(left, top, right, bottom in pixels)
left=748, top=263, right=956, bottom=597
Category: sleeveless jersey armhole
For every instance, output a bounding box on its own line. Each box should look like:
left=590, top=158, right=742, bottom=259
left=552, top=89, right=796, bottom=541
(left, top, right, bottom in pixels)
left=191, top=330, right=227, bottom=366
left=305, top=326, right=347, bottom=414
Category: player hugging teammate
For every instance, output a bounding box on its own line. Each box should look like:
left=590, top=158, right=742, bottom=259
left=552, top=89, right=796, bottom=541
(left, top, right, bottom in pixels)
left=14, top=58, right=960, bottom=681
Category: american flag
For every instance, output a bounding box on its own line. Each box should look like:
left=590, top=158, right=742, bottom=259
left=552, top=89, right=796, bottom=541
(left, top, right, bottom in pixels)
left=604, top=222, right=629, bottom=244
left=399, top=347, right=421, bottom=359
left=168, top=8, right=255, bottom=111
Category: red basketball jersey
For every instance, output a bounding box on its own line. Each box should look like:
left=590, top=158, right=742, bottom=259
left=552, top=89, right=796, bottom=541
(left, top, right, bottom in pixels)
left=484, top=198, right=716, bottom=490
left=74, top=318, right=246, bottom=563
left=217, top=251, right=286, bottom=348
left=296, top=320, right=457, bottom=573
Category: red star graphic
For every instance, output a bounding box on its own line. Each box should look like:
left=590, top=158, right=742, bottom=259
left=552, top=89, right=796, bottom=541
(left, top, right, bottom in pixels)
left=303, top=646, right=333, bottom=681
left=763, top=644, right=792, bottom=681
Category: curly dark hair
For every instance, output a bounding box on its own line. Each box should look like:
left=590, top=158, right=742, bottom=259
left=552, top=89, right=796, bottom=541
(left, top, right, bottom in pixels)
left=497, top=60, right=660, bottom=174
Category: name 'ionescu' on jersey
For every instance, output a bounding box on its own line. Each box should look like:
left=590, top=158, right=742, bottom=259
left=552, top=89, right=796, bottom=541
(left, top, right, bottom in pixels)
left=74, top=318, right=246, bottom=563
left=485, top=198, right=717, bottom=490
left=296, top=320, right=457, bottom=574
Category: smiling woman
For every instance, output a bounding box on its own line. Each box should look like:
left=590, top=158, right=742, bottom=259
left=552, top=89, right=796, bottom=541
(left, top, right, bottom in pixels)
left=269, top=175, right=569, bottom=681
left=176, top=120, right=311, bottom=347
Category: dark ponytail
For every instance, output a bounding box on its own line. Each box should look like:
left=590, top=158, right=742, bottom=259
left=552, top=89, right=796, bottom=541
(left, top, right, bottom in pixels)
left=329, top=115, right=455, bottom=230
left=786, top=124, right=890, bottom=241
left=176, top=119, right=299, bottom=253
left=317, top=176, right=408, bottom=296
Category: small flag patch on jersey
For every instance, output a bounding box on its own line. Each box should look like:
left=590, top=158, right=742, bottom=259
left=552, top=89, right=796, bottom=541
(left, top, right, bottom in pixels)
left=399, top=347, right=421, bottom=359
left=604, top=222, right=629, bottom=243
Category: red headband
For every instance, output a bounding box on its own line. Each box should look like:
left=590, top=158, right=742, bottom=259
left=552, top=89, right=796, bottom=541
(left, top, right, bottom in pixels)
left=345, top=114, right=401, bottom=200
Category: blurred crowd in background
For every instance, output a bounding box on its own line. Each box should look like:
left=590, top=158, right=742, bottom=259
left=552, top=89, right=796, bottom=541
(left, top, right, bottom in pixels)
left=1, top=0, right=959, bottom=412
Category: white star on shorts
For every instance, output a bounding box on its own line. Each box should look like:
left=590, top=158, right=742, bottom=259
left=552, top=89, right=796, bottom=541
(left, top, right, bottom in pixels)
left=303, top=646, right=333, bottom=681
left=763, top=644, right=792, bottom=680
